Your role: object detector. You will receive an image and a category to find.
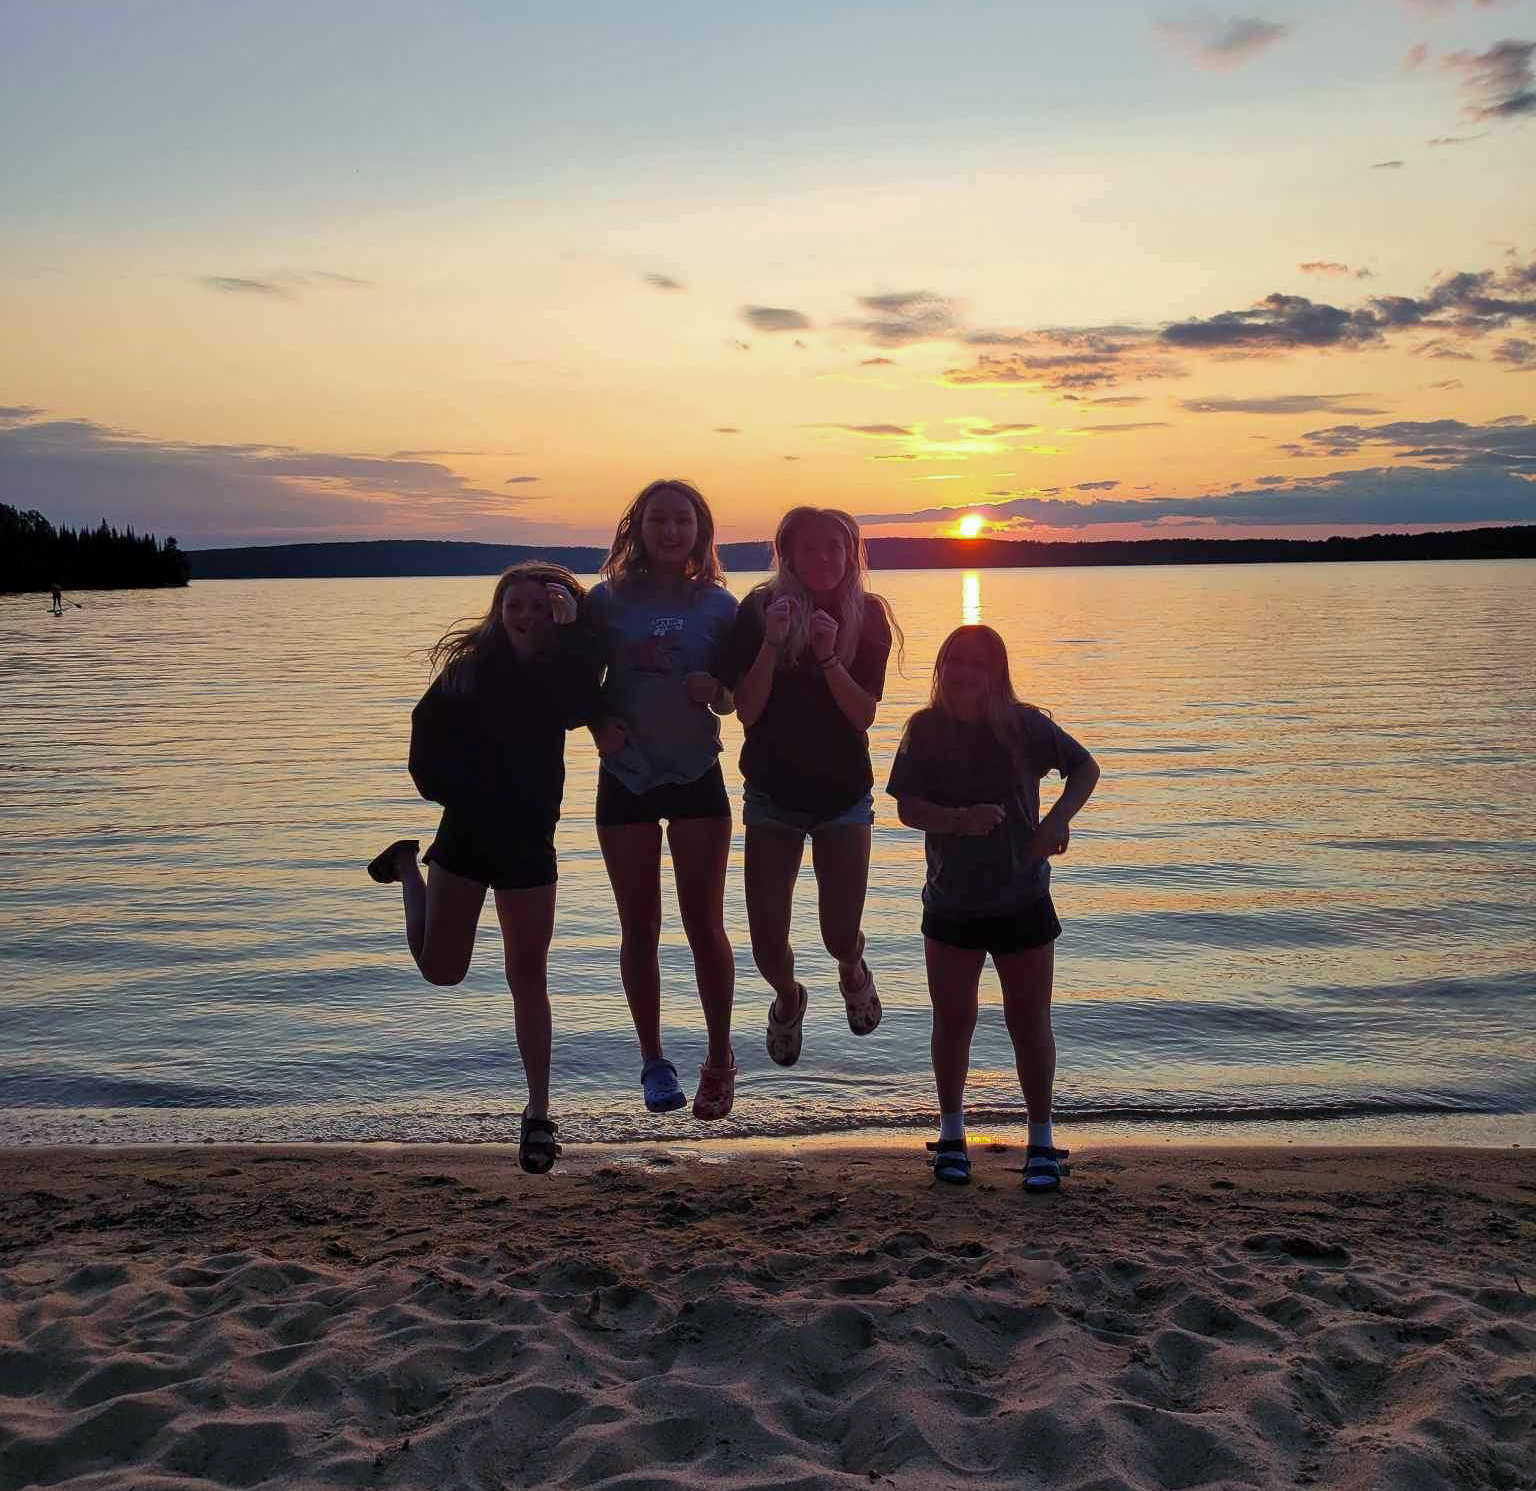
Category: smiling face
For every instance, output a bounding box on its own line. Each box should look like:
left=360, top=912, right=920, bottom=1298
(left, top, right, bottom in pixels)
left=639, top=487, right=700, bottom=572
left=937, top=630, right=1000, bottom=718
left=499, top=578, right=555, bottom=654
left=787, top=515, right=850, bottom=602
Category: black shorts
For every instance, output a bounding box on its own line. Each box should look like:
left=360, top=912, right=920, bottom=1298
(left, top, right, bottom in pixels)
left=922, top=895, right=1061, bottom=956
left=423, top=808, right=556, bottom=890
left=595, top=762, right=731, bottom=827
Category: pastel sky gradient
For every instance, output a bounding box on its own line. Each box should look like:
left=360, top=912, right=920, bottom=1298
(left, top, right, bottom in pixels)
left=2, top=0, right=1533, bottom=547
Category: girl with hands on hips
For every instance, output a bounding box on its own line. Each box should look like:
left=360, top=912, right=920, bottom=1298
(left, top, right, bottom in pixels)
left=886, top=624, right=1099, bottom=1195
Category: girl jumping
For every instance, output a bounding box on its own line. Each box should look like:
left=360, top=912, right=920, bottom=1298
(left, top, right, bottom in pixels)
left=367, top=562, right=601, bottom=1175
left=886, top=625, right=1100, bottom=1192
left=587, top=479, right=739, bottom=1120
left=719, top=507, right=900, bottom=1066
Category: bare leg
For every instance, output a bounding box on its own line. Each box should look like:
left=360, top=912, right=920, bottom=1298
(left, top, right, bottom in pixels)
left=809, top=824, right=872, bottom=986
left=494, top=883, right=557, bottom=1118
left=925, top=937, right=987, bottom=1115
left=743, top=824, right=806, bottom=1020
left=597, top=822, right=665, bottom=1061
left=399, top=856, right=487, bottom=986
left=667, top=816, right=736, bottom=1068
left=996, top=941, right=1057, bottom=1122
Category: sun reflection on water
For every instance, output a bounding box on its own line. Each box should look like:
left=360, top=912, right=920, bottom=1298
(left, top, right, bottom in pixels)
left=962, top=571, right=982, bottom=624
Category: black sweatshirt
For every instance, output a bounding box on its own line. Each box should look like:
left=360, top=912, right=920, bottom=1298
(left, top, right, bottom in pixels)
left=408, top=628, right=603, bottom=827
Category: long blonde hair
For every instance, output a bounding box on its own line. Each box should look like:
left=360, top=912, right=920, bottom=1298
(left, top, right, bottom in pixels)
left=427, top=561, right=585, bottom=695
left=751, top=506, right=903, bottom=669
left=599, top=478, right=725, bottom=592
left=928, top=624, right=1044, bottom=756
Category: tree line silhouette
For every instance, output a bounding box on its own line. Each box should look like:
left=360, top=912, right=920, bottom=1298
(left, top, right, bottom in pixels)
left=1, top=504, right=190, bottom=593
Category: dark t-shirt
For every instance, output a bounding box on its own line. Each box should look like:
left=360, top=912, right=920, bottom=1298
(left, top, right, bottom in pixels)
left=718, top=593, right=892, bottom=818
left=409, top=628, right=603, bottom=828
left=885, top=705, right=1090, bottom=917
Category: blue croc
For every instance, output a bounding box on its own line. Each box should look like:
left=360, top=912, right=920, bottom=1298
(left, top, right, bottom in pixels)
left=641, top=1057, right=688, bottom=1114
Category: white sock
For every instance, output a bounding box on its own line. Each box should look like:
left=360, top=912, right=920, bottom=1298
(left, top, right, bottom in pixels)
left=939, top=1111, right=966, bottom=1143
left=1028, top=1118, right=1054, bottom=1151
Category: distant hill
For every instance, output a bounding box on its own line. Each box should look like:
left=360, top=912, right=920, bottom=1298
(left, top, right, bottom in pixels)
left=185, top=526, right=1536, bottom=580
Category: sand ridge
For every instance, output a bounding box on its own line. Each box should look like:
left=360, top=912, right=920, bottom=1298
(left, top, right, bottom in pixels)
left=1, top=1143, right=1532, bottom=1490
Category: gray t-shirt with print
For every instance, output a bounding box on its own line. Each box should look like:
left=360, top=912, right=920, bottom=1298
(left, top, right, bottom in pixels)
left=885, top=705, right=1090, bottom=919
left=589, top=579, right=738, bottom=793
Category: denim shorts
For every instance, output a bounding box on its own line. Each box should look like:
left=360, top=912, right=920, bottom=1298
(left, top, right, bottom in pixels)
left=742, top=784, right=874, bottom=837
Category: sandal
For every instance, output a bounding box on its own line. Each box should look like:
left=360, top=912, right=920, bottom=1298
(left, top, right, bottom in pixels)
left=1023, top=1145, right=1070, bottom=1193
left=692, top=1055, right=737, bottom=1121
left=641, top=1056, right=688, bottom=1114
left=367, top=838, right=420, bottom=884
left=518, top=1111, right=561, bottom=1175
left=926, top=1138, right=971, bottom=1185
left=765, top=983, right=808, bottom=1067
left=839, top=958, right=882, bottom=1036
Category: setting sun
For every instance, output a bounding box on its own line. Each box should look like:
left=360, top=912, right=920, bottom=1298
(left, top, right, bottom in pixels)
left=956, top=514, right=986, bottom=539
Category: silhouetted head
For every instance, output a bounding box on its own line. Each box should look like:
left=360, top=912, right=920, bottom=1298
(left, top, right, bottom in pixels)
left=932, top=624, right=1020, bottom=723
left=430, top=561, right=584, bottom=687
left=756, top=506, right=902, bottom=669
left=773, top=507, right=867, bottom=604
left=601, top=479, right=723, bottom=588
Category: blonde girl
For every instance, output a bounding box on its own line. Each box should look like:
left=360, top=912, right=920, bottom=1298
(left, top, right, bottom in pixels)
left=886, top=625, right=1100, bottom=1191
left=719, top=507, right=900, bottom=1067
left=367, top=562, right=601, bottom=1175
left=587, top=479, right=739, bottom=1120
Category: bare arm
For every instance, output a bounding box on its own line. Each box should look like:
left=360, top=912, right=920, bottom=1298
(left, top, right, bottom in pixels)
left=734, top=596, right=795, bottom=727
left=731, top=640, right=779, bottom=726
left=1025, top=754, right=1101, bottom=858
left=895, top=797, right=1005, bottom=836
left=819, top=656, right=878, bottom=731
left=808, top=607, right=880, bottom=731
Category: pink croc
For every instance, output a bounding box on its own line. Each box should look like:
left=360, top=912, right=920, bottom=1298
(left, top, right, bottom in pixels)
left=692, top=1055, right=737, bottom=1121
left=766, top=983, right=808, bottom=1067
left=839, top=959, right=882, bottom=1036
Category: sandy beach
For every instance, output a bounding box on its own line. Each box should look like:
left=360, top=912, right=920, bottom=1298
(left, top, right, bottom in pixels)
left=2, top=1142, right=1532, bottom=1490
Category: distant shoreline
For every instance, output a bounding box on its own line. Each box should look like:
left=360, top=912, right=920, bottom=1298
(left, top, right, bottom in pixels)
left=185, top=525, right=1536, bottom=579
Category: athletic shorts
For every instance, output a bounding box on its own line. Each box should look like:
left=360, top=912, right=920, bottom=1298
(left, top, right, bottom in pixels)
left=424, top=808, right=556, bottom=890
left=595, top=762, right=731, bottom=827
left=921, top=894, right=1061, bottom=956
left=742, top=784, right=874, bottom=836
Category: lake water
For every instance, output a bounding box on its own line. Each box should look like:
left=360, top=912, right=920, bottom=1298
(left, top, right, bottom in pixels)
left=2, top=562, right=1533, bottom=1148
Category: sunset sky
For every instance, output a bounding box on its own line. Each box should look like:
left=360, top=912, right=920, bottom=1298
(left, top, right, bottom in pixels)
left=2, top=0, right=1533, bottom=548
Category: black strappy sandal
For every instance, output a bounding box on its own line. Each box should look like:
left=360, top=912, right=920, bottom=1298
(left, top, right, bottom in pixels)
left=1023, top=1145, right=1070, bottom=1193
left=926, top=1138, right=972, bottom=1185
left=518, top=1111, right=562, bottom=1175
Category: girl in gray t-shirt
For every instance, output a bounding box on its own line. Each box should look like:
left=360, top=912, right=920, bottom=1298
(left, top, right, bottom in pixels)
left=886, top=624, right=1100, bottom=1194
left=587, top=479, right=739, bottom=1123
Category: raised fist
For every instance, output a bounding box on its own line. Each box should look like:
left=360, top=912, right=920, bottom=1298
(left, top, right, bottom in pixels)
left=808, top=608, right=838, bottom=663
left=764, top=596, right=797, bottom=645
